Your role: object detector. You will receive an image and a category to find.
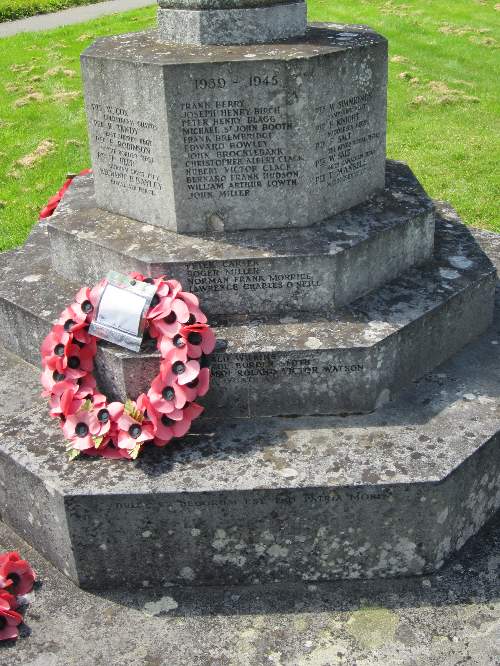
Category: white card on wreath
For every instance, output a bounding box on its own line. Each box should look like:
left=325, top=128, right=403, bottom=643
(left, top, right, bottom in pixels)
left=88, top=272, right=157, bottom=352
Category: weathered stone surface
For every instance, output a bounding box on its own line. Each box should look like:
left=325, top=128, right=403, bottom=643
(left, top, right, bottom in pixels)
left=1, top=514, right=499, bottom=666
left=157, top=2, right=307, bottom=45
left=0, top=236, right=498, bottom=588
left=48, top=161, right=435, bottom=317
left=0, top=203, right=495, bottom=417
left=81, top=24, right=387, bottom=233
left=159, top=0, right=291, bottom=7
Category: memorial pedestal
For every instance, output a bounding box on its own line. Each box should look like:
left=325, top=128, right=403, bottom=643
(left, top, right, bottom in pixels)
left=0, top=237, right=498, bottom=588
left=81, top=25, right=387, bottom=233
left=0, top=2, right=498, bottom=591
left=157, top=0, right=307, bottom=45
left=47, top=161, right=434, bottom=317
left=0, top=194, right=495, bottom=416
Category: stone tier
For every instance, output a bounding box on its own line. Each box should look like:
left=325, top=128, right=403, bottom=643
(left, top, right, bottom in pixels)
left=0, top=204, right=495, bottom=418
left=0, top=247, right=498, bottom=588
left=157, top=1, right=308, bottom=45
left=48, top=161, right=435, bottom=318
left=81, top=24, right=387, bottom=234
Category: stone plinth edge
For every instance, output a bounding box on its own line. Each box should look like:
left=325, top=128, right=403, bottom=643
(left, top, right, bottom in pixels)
left=157, top=1, right=307, bottom=45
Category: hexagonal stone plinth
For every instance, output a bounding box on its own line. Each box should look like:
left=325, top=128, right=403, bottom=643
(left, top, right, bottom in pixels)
left=157, top=1, right=307, bottom=45
left=47, top=161, right=435, bottom=318
left=0, top=274, right=498, bottom=589
left=81, top=24, right=387, bottom=233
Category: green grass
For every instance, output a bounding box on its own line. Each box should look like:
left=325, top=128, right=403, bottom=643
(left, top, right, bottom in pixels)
left=0, top=0, right=107, bottom=22
left=0, top=0, right=499, bottom=251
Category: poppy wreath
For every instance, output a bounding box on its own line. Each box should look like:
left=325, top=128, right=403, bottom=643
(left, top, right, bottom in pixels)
left=0, top=551, right=36, bottom=642
left=40, top=273, right=216, bottom=460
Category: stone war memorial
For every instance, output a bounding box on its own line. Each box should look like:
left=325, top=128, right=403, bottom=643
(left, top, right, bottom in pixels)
left=0, top=0, right=498, bottom=593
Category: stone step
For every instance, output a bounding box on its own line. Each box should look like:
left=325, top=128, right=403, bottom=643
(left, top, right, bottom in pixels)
left=0, top=517, right=499, bottom=664
left=48, top=160, right=435, bottom=317
left=0, top=238, right=498, bottom=588
left=0, top=203, right=496, bottom=418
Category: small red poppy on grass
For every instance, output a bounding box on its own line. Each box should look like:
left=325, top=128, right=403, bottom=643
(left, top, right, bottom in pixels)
left=39, top=168, right=92, bottom=220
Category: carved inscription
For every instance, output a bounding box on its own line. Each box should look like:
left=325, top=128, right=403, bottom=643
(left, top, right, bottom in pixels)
left=180, top=97, right=304, bottom=199
left=210, top=353, right=364, bottom=384
left=187, top=259, right=321, bottom=296
left=65, top=487, right=394, bottom=521
left=65, top=487, right=394, bottom=524
left=314, top=91, right=381, bottom=186
left=88, top=103, right=163, bottom=197
left=172, top=488, right=393, bottom=511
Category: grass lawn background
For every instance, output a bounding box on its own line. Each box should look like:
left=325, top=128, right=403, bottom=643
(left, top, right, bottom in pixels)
left=0, top=0, right=498, bottom=251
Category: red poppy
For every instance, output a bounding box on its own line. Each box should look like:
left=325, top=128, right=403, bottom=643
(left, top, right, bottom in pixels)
left=0, top=552, right=36, bottom=596
left=40, top=365, right=78, bottom=396
left=64, top=343, right=95, bottom=374
left=179, top=291, right=207, bottom=324
left=74, top=287, right=95, bottom=323
left=179, top=323, right=216, bottom=359
left=0, top=591, right=22, bottom=641
left=152, top=401, right=204, bottom=447
left=148, top=370, right=188, bottom=414
left=40, top=325, right=72, bottom=373
left=49, top=386, right=84, bottom=419
left=150, top=298, right=191, bottom=339
left=73, top=374, right=97, bottom=399
left=39, top=169, right=92, bottom=220
left=117, top=406, right=155, bottom=454
left=62, top=410, right=100, bottom=450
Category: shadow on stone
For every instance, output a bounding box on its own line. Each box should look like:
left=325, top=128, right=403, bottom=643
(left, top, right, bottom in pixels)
left=95, top=509, right=500, bottom=616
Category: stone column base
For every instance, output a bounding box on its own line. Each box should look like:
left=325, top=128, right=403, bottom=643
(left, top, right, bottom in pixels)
left=157, top=1, right=307, bottom=45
